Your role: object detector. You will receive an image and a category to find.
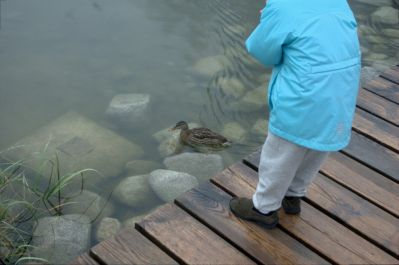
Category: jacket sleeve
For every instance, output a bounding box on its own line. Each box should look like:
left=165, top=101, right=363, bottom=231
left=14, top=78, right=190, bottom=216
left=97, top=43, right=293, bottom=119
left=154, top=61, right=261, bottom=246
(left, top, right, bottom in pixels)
left=246, top=2, right=291, bottom=67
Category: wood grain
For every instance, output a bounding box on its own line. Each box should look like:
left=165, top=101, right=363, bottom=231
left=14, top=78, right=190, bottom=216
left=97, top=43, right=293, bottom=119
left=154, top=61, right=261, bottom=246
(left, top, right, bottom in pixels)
left=176, top=181, right=328, bottom=265
left=136, top=203, right=255, bottom=265
left=309, top=174, right=399, bottom=257
left=343, top=131, right=399, bottom=182
left=70, top=253, right=99, bottom=265
left=320, top=152, right=399, bottom=218
left=357, top=88, right=399, bottom=126
left=90, top=228, right=177, bottom=265
left=362, top=77, right=399, bottom=104
left=212, top=162, right=399, bottom=265
left=353, top=108, right=399, bottom=153
left=380, top=66, right=399, bottom=85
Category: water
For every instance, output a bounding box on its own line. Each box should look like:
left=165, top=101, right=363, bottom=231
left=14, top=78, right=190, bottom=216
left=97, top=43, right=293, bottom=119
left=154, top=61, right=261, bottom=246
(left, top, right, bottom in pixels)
left=0, top=0, right=398, bottom=263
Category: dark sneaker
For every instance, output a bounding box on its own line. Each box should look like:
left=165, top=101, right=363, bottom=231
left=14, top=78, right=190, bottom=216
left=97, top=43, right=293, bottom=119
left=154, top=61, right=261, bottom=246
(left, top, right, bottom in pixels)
left=282, top=196, right=302, bottom=214
left=229, top=197, right=278, bottom=229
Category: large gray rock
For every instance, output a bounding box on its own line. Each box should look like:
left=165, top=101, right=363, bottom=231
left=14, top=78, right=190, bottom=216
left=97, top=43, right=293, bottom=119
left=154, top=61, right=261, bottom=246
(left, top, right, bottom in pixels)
left=95, top=217, right=122, bottom=242
left=148, top=169, right=199, bottom=202
left=3, top=111, right=144, bottom=187
left=32, top=214, right=91, bottom=265
left=371, top=6, right=399, bottom=25
left=164, top=153, right=224, bottom=182
left=114, top=175, right=159, bottom=208
left=62, top=190, right=114, bottom=222
left=105, top=93, right=151, bottom=126
left=125, top=160, right=162, bottom=175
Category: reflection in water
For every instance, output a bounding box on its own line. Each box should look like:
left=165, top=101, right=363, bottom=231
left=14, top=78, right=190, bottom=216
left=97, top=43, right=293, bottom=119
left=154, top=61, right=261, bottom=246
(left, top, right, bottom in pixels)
left=0, top=0, right=398, bottom=263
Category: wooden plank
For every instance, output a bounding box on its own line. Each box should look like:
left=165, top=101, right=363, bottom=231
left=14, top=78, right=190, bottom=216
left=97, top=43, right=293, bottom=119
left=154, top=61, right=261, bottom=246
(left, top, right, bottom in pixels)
left=357, top=88, right=399, bottom=126
left=245, top=150, right=399, bottom=256
left=320, top=152, right=399, bottom=218
left=380, top=66, right=399, bottom=85
left=71, top=253, right=99, bottom=265
left=90, top=228, right=177, bottom=265
left=353, top=108, right=399, bottom=153
left=176, top=181, right=329, bottom=265
left=136, top=203, right=255, bottom=265
left=244, top=149, right=399, bottom=218
left=343, top=131, right=399, bottom=182
left=309, top=174, right=399, bottom=257
left=212, top=163, right=399, bottom=265
left=363, top=77, right=399, bottom=104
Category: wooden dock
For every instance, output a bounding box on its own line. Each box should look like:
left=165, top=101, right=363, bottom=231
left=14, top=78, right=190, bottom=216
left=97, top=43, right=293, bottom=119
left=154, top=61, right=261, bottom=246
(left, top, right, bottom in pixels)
left=73, top=66, right=399, bottom=265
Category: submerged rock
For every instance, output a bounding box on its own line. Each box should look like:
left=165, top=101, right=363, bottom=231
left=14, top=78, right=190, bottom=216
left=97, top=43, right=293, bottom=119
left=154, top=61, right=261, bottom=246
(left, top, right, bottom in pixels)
left=149, top=169, right=199, bottom=202
left=105, top=93, right=151, bottom=126
left=62, top=190, right=114, bottom=222
left=353, top=0, right=393, bottom=6
left=3, top=111, right=143, bottom=187
left=219, top=77, right=247, bottom=98
left=371, top=6, right=399, bottom=25
left=114, top=175, right=159, bottom=208
left=241, top=86, right=267, bottom=108
left=125, top=160, right=162, bottom=175
left=192, top=55, right=229, bottom=76
left=32, top=214, right=91, bottom=265
left=153, top=122, right=200, bottom=143
left=251, top=119, right=269, bottom=136
left=222, top=122, right=248, bottom=144
left=123, top=213, right=148, bottom=228
left=164, top=153, right=224, bottom=182
left=95, top=217, right=122, bottom=242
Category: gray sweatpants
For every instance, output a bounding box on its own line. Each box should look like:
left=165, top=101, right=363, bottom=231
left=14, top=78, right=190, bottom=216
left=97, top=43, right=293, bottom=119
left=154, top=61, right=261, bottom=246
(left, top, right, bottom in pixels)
left=253, top=132, right=329, bottom=214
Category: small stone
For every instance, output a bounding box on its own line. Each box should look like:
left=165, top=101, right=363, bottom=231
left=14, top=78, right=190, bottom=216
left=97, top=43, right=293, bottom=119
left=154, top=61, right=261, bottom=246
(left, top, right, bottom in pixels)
left=125, top=160, right=162, bottom=175
left=32, top=214, right=91, bottom=265
left=153, top=123, right=200, bottom=143
left=365, top=53, right=389, bottom=61
left=241, top=86, right=267, bottom=107
left=365, top=35, right=386, bottom=44
left=251, top=119, right=269, bottom=136
left=382, top=28, right=399, bottom=38
left=123, top=213, right=147, bottom=228
left=222, top=122, right=248, bottom=143
left=105, top=93, right=151, bottom=126
left=219, top=77, right=247, bottom=98
left=148, top=169, right=199, bottom=202
left=371, top=6, right=399, bottom=25
left=164, top=153, right=224, bottom=182
left=114, top=175, right=159, bottom=208
left=95, top=217, right=122, bottom=242
left=158, top=135, right=183, bottom=158
left=192, top=55, right=229, bottom=76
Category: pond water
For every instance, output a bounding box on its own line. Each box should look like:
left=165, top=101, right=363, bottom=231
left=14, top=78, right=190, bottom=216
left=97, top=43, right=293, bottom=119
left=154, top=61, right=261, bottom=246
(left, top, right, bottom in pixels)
left=0, top=0, right=398, bottom=263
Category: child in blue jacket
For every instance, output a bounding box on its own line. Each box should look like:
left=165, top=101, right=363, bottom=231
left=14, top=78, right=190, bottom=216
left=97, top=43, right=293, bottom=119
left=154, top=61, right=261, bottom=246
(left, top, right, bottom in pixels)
left=230, top=0, right=361, bottom=228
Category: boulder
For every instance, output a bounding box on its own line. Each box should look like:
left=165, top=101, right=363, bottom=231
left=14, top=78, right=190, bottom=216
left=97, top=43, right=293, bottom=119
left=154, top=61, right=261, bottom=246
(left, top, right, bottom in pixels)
left=371, top=6, right=399, bottom=25
left=148, top=169, right=199, bottom=202
left=222, top=122, right=248, bottom=143
left=62, top=190, right=114, bottom=222
left=113, top=175, right=159, bottom=208
left=3, top=111, right=144, bottom=187
left=105, top=93, right=151, bottom=126
left=125, top=160, right=162, bottom=175
left=164, top=153, right=224, bottom=182
left=32, top=214, right=91, bottom=265
left=95, top=217, right=122, bottom=242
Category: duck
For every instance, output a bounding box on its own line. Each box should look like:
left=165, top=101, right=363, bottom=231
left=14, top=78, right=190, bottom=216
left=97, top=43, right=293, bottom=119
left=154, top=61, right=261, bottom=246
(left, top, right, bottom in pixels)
left=171, top=121, right=232, bottom=150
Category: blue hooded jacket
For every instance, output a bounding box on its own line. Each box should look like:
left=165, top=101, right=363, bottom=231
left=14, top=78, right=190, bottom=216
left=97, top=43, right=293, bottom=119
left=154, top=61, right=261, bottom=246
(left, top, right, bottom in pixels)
left=246, top=0, right=361, bottom=151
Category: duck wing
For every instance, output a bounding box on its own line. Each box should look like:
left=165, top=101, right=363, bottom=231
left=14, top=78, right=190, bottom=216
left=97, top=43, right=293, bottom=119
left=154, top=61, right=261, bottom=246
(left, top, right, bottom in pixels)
left=188, top=128, right=230, bottom=146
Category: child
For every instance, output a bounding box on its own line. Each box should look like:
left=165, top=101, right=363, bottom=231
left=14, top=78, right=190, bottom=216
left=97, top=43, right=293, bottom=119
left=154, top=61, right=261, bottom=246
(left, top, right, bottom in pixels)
left=230, top=0, right=361, bottom=228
